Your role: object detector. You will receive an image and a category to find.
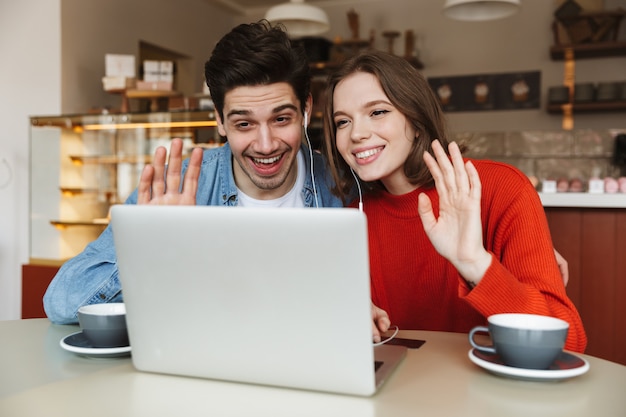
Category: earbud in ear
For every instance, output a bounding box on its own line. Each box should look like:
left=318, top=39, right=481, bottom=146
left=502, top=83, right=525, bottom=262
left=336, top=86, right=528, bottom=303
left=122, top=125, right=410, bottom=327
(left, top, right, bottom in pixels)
left=304, top=112, right=308, bottom=129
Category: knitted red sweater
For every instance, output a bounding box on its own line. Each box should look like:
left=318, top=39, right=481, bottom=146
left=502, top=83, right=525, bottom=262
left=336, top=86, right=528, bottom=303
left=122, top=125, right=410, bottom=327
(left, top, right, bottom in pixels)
left=361, top=159, right=587, bottom=352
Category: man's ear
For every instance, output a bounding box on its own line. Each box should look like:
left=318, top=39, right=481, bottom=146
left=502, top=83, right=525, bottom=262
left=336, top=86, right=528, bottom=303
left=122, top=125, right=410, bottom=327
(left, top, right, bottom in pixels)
left=304, top=94, right=313, bottom=120
left=215, top=111, right=226, bottom=137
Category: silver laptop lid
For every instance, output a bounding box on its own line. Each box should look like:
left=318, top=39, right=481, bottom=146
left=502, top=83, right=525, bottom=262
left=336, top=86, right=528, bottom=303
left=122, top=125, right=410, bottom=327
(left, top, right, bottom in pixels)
left=111, top=205, right=381, bottom=396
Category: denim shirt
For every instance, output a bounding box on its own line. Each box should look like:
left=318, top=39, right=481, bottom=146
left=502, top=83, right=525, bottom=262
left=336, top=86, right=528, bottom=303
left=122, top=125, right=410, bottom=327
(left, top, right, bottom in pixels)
left=43, top=143, right=343, bottom=324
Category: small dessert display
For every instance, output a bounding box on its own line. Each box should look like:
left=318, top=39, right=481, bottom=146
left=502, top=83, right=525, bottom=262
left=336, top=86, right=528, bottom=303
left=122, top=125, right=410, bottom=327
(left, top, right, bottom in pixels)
left=437, top=83, right=452, bottom=106
left=604, top=177, right=619, bottom=193
left=511, top=79, right=529, bottom=102
left=474, top=82, right=489, bottom=104
left=568, top=178, right=584, bottom=192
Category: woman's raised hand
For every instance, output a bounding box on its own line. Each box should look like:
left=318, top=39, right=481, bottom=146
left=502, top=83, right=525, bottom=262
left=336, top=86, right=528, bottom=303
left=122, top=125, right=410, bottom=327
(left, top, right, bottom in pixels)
left=417, top=140, right=492, bottom=285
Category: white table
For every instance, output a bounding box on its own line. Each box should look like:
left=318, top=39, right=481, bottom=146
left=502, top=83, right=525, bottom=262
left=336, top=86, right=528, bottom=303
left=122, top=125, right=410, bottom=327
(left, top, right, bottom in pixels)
left=1, top=319, right=625, bottom=416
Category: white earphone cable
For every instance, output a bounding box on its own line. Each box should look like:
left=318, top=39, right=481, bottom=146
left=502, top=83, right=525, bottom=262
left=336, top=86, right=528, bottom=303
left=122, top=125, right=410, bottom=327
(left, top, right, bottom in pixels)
left=303, top=113, right=319, bottom=208
left=350, top=167, right=363, bottom=212
left=373, top=325, right=399, bottom=347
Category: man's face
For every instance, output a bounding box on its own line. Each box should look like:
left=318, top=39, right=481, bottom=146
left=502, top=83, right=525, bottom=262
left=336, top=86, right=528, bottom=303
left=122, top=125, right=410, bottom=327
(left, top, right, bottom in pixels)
left=217, top=83, right=305, bottom=200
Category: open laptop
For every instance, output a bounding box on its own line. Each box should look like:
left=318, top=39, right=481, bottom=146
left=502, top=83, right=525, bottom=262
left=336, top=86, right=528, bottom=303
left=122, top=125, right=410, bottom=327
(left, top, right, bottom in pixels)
left=110, top=205, right=407, bottom=397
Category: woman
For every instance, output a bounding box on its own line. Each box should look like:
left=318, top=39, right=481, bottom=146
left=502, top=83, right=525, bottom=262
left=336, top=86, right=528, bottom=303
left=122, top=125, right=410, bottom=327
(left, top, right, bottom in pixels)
left=322, top=50, right=586, bottom=352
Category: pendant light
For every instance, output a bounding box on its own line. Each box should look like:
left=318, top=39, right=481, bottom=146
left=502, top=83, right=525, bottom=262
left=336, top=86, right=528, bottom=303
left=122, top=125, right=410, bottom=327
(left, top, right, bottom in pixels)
left=265, top=0, right=330, bottom=38
left=443, top=0, right=521, bottom=21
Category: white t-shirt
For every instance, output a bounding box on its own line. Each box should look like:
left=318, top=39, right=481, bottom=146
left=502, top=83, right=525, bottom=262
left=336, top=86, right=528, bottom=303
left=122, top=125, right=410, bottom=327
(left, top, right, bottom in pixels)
left=237, top=151, right=305, bottom=208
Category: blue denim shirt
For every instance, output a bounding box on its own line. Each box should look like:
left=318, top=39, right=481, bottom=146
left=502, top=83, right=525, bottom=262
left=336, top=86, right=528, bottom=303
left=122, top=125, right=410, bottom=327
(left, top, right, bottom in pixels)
left=43, top=143, right=343, bottom=324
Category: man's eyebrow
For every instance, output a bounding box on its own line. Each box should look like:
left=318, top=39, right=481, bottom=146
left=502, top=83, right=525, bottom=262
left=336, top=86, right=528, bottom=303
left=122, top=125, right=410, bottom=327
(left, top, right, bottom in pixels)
left=273, top=104, right=299, bottom=114
left=225, top=109, right=250, bottom=118
left=226, top=104, right=300, bottom=119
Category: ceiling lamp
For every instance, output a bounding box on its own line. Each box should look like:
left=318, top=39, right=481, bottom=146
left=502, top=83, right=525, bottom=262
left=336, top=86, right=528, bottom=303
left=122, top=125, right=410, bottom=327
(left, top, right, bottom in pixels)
left=265, top=0, right=330, bottom=38
left=443, top=0, right=521, bottom=21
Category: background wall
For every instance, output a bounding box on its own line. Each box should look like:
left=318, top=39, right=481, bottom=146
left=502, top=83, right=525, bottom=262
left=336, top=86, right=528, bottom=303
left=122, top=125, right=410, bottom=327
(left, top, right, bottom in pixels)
left=61, top=0, right=235, bottom=113
left=0, top=0, right=61, bottom=321
left=241, top=0, right=626, bottom=132
left=0, top=0, right=236, bottom=320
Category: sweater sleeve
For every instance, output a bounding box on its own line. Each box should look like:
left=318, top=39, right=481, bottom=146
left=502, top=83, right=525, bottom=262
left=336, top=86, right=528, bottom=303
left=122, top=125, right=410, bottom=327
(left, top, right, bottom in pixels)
left=461, top=166, right=587, bottom=353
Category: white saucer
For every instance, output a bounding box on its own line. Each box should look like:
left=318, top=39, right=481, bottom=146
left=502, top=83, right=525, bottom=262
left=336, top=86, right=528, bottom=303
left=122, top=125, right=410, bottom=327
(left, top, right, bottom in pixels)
left=469, top=348, right=589, bottom=382
left=60, top=331, right=131, bottom=358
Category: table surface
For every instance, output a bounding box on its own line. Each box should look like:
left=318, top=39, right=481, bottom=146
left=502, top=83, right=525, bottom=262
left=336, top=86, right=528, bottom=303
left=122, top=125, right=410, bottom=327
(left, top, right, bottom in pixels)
left=1, top=319, right=625, bottom=417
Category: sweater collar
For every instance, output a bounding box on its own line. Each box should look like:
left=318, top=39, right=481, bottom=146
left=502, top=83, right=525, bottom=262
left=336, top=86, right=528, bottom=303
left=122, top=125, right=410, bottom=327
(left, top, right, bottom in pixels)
left=367, top=187, right=438, bottom=219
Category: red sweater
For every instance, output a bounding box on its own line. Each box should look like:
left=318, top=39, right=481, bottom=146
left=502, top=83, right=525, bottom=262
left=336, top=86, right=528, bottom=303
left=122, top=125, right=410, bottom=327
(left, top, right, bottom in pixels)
left=361, top=159, right=587, bottom=352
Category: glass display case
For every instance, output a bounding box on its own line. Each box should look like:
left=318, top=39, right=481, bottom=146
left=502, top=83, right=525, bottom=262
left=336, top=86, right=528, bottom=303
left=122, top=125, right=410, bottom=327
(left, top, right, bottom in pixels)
left=29, top=110, right=220, bottom=263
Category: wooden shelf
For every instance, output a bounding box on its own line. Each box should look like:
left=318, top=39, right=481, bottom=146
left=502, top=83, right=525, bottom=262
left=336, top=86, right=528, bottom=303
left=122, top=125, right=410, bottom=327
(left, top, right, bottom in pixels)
left=547, top=100, right=626, bottom=114
left=68, top=154, right=154, bottom=165
left=550, top=41, right=626, bottom=59
left=50, top=220, right=109, bottom=230
left=107, top=89, right=182, bottom=112
left=59, top=187, right=115, bottom=196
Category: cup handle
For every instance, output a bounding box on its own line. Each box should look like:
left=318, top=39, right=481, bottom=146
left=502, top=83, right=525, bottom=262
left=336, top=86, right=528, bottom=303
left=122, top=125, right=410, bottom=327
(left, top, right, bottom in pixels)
left=469, top=326, right=496, bottom=354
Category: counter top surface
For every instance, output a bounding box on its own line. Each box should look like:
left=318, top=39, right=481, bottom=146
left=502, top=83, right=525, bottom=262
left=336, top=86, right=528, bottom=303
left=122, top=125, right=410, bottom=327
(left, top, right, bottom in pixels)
left=539, top=192, right=626, bottom=208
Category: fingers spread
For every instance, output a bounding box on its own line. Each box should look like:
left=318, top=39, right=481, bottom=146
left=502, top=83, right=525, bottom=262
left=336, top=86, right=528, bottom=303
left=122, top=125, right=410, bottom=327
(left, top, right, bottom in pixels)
left=448, top=142, right=469, bottom=194
left=424, top=140, right=472, bottom=204
left=137, top=165, right=155, bottom=204
left=165, top=138, right=184, bottom=194
left=181, top=147, right=203, bottom=201
left=465, top=160, right=482, bottom=200
left=151, top=146, right=167, bottom=197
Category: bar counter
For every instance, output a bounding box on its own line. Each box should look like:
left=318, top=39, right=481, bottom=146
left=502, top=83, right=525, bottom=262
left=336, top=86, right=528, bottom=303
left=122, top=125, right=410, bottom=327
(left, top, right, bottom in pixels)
left=539, top=192, right=626, bottom=208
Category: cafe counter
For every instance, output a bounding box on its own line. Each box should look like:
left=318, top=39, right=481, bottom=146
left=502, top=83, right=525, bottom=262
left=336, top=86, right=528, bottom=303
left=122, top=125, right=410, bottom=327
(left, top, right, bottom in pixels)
left=539, top=192, right=626, bottom=208
left=540, top=192, right=626, bottom=366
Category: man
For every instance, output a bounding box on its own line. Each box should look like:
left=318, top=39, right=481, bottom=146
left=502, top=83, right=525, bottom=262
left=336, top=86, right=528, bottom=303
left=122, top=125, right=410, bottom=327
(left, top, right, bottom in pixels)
left=43, top=21, right=343, bottom=324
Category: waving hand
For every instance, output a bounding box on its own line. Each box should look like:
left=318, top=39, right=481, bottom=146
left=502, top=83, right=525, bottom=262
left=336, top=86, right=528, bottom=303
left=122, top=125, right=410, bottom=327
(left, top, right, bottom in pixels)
left=417, top=140, right=492, bottom=285
left=137, top=138, right=203, bottom=206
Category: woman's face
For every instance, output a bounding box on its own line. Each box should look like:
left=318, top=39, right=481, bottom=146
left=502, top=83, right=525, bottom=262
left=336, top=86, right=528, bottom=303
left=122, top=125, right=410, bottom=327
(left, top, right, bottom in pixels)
left=332, top=72, right=418, bottom=195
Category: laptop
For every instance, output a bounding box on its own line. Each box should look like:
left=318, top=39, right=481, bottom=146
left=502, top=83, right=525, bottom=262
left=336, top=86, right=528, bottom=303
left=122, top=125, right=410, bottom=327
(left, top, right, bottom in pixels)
left=110, top=205, right=407, bottom=397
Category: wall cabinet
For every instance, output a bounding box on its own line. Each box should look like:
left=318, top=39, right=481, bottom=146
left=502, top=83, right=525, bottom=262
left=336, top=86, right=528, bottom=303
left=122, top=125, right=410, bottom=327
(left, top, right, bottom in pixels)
left=27, top=110, right=219, bottom=265
left=549, top=6, right=625, bottom=116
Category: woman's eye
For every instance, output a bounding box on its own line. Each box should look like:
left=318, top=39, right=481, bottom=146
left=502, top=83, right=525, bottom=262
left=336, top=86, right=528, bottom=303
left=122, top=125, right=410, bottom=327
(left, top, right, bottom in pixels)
left=335, top=119, right=348, bottom=128
left=372, top=109, right=389, bottom=117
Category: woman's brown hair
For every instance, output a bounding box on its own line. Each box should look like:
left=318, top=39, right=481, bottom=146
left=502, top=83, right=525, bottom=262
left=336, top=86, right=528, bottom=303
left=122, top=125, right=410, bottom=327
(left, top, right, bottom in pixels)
left=321, top=50, right=453, bottom=203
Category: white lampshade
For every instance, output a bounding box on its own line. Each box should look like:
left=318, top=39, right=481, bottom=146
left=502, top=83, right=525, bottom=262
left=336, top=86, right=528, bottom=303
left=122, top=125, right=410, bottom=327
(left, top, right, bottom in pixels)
left=443, top=0, right=521, bottom=21
left=265, top=0, right=330, bottom=38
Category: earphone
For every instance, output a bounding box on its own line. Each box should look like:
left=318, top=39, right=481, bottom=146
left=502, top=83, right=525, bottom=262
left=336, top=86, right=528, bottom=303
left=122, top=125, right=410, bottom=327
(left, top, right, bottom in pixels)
left=302, top=110, right=319, bottom=208
left=350, top=167, right=364, bottom=212
left=302, top=111, right=362, bottom=213
left=373, top=325, right=399, bottom=346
